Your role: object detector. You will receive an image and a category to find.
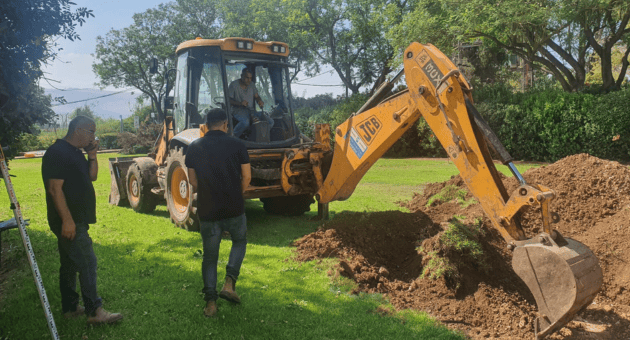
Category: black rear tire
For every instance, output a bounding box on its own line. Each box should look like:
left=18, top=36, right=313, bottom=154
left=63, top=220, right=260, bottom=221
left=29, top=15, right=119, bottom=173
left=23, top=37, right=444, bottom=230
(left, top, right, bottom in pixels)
left=126, top=162, right=158, bottom=213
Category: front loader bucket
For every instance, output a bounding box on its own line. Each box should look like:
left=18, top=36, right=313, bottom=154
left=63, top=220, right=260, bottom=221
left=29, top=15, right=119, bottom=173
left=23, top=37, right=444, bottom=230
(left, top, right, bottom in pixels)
left=108, top=157, right=137, bottom=206
left=512, top=233, right=603, bottom=339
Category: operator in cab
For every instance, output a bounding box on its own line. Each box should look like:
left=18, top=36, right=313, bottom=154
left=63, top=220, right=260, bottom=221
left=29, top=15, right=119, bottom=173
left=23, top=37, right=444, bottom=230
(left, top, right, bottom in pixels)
left=228, top=69, right=274, bottom=139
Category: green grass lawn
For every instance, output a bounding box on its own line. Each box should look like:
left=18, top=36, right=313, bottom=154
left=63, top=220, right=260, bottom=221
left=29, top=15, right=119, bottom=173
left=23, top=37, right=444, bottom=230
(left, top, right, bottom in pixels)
left=0, top=154, right=537, bottom=340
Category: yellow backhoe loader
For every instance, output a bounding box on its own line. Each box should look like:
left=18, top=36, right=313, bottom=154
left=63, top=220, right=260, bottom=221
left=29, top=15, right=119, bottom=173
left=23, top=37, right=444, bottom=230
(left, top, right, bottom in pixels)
left=109, top=38, right=333, bottom=230
left=108, top=38, right=602, bottom=338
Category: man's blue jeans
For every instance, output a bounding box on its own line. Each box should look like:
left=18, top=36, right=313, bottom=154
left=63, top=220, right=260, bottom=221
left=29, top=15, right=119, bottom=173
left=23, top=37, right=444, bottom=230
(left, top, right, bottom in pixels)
left=232, top=107, right=274, bottom=138
left=54, top=223, right=102, bottom=315
left=200, top=214, right=248, bottom=302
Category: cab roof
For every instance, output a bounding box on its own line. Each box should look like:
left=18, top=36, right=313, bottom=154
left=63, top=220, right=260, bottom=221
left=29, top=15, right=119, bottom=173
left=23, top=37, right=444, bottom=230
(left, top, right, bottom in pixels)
left=175, top=37, right=290, bottom=57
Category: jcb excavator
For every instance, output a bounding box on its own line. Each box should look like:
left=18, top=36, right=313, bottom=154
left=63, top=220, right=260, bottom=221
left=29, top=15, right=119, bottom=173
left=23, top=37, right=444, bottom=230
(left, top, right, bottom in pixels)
left=108, top=38, right=602, bottom=338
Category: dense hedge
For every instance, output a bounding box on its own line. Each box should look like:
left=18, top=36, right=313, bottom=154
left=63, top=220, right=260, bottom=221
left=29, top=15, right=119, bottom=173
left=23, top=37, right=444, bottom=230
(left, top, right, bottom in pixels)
left=476, top=84, right=630, bottom=163
left=15, top=133, right=57, bottom=153
left=99, top=132, right=120, bottom=149
left=294, top=85, right=629, bottom=162
left=384, top=118, right=446, bottom=158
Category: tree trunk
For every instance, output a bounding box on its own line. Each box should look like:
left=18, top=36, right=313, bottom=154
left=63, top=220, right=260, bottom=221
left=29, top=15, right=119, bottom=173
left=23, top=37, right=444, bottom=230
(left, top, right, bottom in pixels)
left=369, top=64, right=392, bottom=96
left=600, top=48, right=616, bottom=91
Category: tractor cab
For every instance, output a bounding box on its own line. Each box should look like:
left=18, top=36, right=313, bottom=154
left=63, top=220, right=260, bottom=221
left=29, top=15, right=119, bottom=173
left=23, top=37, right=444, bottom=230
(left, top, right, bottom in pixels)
left=170, top=38, right=299, bottom=147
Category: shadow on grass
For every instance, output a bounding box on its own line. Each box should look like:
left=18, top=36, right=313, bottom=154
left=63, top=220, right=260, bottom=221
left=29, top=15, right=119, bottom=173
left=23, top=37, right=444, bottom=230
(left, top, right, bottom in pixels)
left=109, top=198, right=325, bottom=249
left=107, top=198, right=325, bottom=248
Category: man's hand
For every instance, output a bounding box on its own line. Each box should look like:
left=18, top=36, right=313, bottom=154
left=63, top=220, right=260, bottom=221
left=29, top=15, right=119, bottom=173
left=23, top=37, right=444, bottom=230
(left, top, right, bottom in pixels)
left=241, top=100, right=249, bottom=107
left=257, top=99, right=264, bottom=108
left=86, top=139, right=100, bottom=159
left=61, top=220, right=76, bottom=240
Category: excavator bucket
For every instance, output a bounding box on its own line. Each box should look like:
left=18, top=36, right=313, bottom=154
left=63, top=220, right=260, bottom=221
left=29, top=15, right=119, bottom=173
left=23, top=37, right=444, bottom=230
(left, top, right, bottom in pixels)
left=512, top=233, right=603, bottom=339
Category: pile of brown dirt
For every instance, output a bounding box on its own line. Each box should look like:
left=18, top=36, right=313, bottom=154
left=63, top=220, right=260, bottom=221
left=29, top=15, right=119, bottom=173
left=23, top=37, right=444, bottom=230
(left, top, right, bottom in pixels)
left=294, top=154, right=630, bottom=339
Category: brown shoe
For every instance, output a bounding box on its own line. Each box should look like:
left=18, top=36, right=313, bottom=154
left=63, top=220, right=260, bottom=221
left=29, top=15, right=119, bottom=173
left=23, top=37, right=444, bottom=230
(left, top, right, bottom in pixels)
left=219, top=276, right=241, bottom=304
left=204, top=300, right=217, bottom=318
left=87, top=307, right=123, bottom=325
left=64, top=305, right=85, bottom=319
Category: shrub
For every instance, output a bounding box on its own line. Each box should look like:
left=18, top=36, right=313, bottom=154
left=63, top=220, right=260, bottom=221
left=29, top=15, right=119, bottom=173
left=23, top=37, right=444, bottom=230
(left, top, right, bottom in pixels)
left=14, top=130, right=56, bottom=153
left=385, top=118, right=447, bottom=158
left=117, top=122, right=161, bottom=154
left=15, top=133, right=43, bottom=152
left=99, top=132, right=120, bottom=149
left=477, top=85, right=630, bottom=162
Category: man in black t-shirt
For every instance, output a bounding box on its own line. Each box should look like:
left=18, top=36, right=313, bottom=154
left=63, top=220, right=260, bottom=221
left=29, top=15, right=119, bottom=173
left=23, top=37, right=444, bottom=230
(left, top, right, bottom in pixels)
left=185, top=108, right=252, bottom=318
left=42, top=116, right=122, bottom=325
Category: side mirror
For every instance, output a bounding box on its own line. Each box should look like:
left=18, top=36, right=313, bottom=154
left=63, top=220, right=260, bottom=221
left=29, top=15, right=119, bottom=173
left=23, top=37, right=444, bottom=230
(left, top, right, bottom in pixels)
left=149, top=58, right=158, bottom=74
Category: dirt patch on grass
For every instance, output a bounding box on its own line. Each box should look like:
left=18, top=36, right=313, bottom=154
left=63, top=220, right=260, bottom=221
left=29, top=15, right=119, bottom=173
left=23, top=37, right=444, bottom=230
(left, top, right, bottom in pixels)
left=295, top=154, right=630, bottom=339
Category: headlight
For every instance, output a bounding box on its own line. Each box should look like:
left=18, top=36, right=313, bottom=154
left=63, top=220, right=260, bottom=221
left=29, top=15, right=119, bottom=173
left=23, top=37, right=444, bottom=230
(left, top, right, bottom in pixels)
left=272, top=44, right=286, bottom=53
left=237, top=41, right=245, bottom=49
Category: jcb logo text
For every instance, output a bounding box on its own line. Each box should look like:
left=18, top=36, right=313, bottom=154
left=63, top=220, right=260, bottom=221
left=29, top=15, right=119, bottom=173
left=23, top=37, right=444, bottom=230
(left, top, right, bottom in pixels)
left=356, top=116, right=382, bottom=145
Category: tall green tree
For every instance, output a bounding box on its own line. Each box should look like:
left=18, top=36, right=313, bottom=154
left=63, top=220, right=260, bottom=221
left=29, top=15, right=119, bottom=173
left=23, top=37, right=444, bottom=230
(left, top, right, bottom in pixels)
left=425, top=0, right=629, bottom=92
left=92, top=0, right=222, bottom=121
left=387, top=0, right=455, bottom=61
left=452, top=0, right=591, bottom=92
left=0, top=0, right=93, bottom=147
left=69, top=104, right=96, bottom=120
left=223, top=0, right=406, bottom=95
left=283, top=0, right=401, bottom=95
left=218, top=0, right=318, bottom=80
left=93, top=3, right=178, bottom=121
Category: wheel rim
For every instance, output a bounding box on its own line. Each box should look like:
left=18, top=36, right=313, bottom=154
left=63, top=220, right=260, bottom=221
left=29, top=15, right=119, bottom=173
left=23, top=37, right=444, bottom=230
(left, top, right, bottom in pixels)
left=171, top=165, right=189, bottom=214
left=128, top=174, right=139, bottom=204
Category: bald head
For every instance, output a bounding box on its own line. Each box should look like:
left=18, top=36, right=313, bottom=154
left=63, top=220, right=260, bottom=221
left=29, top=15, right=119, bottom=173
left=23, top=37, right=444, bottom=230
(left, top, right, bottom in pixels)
left=64, top=116, right=96, bottom=149
left=66, top=116, right=95, bottom=138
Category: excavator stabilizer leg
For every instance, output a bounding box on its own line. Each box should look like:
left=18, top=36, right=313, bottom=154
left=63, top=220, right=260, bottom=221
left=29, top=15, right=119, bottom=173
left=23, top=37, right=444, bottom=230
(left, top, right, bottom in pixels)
left=512, top=233, right=603, bottom=339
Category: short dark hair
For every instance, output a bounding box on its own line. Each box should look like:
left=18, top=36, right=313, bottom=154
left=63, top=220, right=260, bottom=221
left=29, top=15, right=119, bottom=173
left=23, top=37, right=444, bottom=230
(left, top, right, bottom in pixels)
left=204, top=108, right=227, bottom=127
left=241, top=68, right=251, bottom=77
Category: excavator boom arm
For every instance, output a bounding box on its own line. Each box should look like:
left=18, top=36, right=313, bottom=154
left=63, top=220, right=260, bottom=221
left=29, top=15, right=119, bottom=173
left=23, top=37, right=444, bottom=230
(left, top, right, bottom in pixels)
left=317, top=42, right=602, bottom=339
left=316, top=89, right=420, bottom=203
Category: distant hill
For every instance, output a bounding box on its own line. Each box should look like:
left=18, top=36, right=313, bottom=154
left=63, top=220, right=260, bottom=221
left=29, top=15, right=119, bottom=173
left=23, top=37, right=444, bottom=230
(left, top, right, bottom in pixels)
left=44, top=88, right=142, bottom=121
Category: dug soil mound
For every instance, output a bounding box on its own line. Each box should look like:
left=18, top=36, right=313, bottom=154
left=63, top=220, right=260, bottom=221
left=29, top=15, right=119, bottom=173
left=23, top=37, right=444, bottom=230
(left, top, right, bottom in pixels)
left=294, top=154, right=630, bottom=339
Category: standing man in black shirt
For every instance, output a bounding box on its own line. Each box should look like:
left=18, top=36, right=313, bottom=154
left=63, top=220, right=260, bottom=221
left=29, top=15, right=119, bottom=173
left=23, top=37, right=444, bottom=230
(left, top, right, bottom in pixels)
left=42, top=116, right=123, bottom=325
left=185, top=108, right=251, bottom=318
